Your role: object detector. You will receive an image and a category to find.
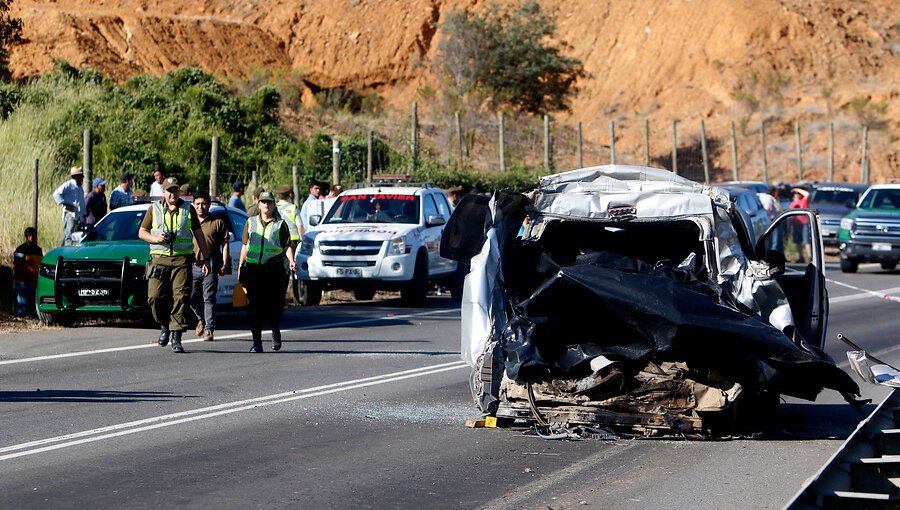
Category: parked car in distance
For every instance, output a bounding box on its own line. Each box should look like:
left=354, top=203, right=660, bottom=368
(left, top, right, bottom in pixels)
left=296, top=183, right=462, bottom=306
left=838, top=183, right=900, bottom=273
left=809, top=182, right=869, bottom=248
left=35, top=201, right=248, bottom=326
left=718, top=185, right=771, bottom=243
left=719, top=180, right=769, bottom=194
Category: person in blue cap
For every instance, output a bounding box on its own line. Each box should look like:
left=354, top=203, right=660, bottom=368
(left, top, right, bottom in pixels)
left=228, top=180, right=247, bottom=212
left=84, top=177, right=108, bottom=228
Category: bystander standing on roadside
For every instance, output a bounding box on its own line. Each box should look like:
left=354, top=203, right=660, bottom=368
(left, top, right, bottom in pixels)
left=138, top=177, right=210, bottom=353
left=246, top=188, right=262, bottom=217
left=238, top=191, right=295, bottom=353
left=189, top=191, right=229, bottom=342
left=299, top=180, right=323, bottom=231
left=446, top=186, right=464, bottom=208
left=149, top=169, right=166, bottom=197
left=109, top=173, right=135, bottom=210
left=12, top=227, right=42, bottom=317
left=790, top=187, right=811, bottom=263
left=84, top=177, right=108, bottom=228
left=228, top=180, right=247, bottom=212
left=758, top=184, right=784, bottom=251
left=52, top=167, right=86, bottom=246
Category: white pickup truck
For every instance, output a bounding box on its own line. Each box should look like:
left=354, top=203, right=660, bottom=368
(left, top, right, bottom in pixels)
left=295, top=184, right=462, bottom=306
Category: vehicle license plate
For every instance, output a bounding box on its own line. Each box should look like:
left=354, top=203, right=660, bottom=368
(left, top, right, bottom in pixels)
left=78, top=288, right=110, bottom=297
left=873, top=243, right=892, bottom=251
left=335, top=268, right=363, bottom=277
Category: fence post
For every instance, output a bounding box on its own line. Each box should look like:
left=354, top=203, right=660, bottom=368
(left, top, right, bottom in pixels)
left=577, top=121, right=583, bottom=168
left=251, top=170, right=257, bottom=192
left=700, top=120, right=710, bottom=184
left=498, top=111, right=506, bottom=172
left=367, top=130, right=374, bottom=183
left=455, top=111, right=463, bottom=164
left=332, top=139, right=341, bottom=185
left=644, top=118, right=650, bottom=166
left=609, top=120, right=616, bottom=165
left=543, top=114, right=551, bottom=172
left=730, top=121, right=739, bottom=181
left=861, top=125, right=869, bottom=183
left=32, top=159, right=39, bottom=230
left=761, top=120, right=769, bottom=184
left=795, top=121, right=803, bottom=181
left=292, top=165, right=300, bottom=207
left=671, top=120, right=678, bottom=175
left=410, top=102, right=418, bottom=173
left=828, top=122, right=834, bottom=182
left=83, top=128, right=93, bottom=194
left=209, top=136, right=219, bottom=197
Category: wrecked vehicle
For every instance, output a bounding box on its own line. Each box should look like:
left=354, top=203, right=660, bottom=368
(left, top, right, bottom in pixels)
left=441, top=165, right=860, bottom=436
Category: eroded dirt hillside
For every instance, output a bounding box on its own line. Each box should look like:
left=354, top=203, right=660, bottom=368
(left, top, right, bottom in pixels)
left=8, top=0, right=899, bottom=179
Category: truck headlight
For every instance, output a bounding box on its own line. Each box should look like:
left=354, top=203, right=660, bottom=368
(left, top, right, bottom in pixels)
left=388, top=236, right=410, bottom=255
left=840, top=218, right=855, bottom=231
left=299, top=235, right=315, bottom=255
left=39, top=263, right=55, bottom=278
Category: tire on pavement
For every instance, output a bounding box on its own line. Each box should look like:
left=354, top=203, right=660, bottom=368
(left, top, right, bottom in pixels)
left=400, top=253, right=428, bottom=307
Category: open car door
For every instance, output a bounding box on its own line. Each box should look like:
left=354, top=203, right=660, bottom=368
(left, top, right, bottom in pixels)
left=440, top=194, right=491, bottom=263
left=756, top=209, right=828, bottom=349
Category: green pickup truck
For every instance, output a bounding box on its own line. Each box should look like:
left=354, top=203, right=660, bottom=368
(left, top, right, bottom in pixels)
left=838, top=184, right=900, bottom=273
left=36, top=202, right=248, bottom=326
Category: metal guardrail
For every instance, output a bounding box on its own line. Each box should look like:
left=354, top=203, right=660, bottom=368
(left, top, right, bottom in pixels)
left=786, top=388, right=900, bottom=509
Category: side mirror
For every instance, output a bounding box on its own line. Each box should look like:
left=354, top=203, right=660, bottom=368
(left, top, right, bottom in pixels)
left=71, top=231, right=87, bottom=243
left=845, top=200, right=857, bottom=209
left=226, top=231, right=235, bottom=242
left=309, top=214, right=322, bottom=227
left=426, top=215, right=446, bottom=227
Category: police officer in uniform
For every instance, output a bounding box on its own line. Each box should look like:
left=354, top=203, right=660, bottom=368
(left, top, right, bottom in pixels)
left=138, top=177, right=210, bottom=353
left=238, top=191, right=296, bottom=352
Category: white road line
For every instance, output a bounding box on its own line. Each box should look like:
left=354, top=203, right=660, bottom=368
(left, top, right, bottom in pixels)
left=0, top=360, right=469, bottom=461
left=827, top=279, right=900, bottom=304
left=0, top=308, right=460, bottom=366
left=829, top=286, right=900, bottom=304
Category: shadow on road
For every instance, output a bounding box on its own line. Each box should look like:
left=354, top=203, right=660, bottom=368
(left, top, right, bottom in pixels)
left=768, top=402, right=875, bottom=440
left=0, top=389, right=189, bottom=403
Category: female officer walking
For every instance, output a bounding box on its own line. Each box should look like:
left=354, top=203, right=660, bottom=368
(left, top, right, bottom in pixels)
left=238, top=191, right=296, bottom=352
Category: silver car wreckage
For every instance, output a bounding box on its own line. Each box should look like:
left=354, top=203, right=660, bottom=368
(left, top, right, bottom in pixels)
left=441, top=165, right=860, bottom=437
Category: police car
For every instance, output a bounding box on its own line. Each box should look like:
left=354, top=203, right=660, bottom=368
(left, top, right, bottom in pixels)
left=296, top=183, right=462, bottom=306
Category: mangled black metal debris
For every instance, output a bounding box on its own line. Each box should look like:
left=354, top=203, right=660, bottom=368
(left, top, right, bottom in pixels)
left=442, top=165, right=860, bottom=437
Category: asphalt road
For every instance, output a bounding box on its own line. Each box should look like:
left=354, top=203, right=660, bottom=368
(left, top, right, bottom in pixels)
left=1, top=262, right=898, bottom=510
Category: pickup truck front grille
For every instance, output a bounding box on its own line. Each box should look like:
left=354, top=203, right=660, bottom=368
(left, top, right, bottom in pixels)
left=322, top=261, right=377, bottom=267
left=319, top=240, right=383, bottom=256
left=853, top=218, right=900, bottom=239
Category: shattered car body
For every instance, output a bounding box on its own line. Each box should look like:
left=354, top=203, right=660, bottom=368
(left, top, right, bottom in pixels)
left=441, top=165, right=859, bottom=436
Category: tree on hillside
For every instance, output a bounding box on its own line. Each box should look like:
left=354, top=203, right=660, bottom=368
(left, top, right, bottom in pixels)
left=436, top=1, right=585, bottom=115
left=0, top=0, right=23, bottom=78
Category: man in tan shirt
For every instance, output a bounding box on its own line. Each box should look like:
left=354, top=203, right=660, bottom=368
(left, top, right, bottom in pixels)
left=189, top=191, right=230, bottom=341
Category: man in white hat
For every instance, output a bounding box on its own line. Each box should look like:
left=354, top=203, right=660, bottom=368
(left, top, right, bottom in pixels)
left=52, top=167, right=86, bottom=246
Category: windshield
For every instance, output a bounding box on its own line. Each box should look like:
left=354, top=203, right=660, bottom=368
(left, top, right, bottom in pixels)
left=859, top=189, right=900, bottom=210
left=91, top=209, right=147, bottom=241
left=811, top=188, right=861, bottom=205
left=323, top=194, right=420, bottom=224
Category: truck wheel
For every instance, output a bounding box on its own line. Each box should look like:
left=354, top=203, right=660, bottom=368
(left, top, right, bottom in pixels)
left=881, top=261, right=897, bottom=271
left=840, top=258, right=859, bottom=273
left=293, top=280, right=310, bottom=306
left=353, top=288, right=376, bottom=301
left=36, top=307, right=74, bottom=327
left=305, top=282, right=323, bottom=306
left=401, top=255, right=428, bottom=307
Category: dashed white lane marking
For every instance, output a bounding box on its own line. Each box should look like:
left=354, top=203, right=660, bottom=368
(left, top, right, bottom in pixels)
left=829, top=286, right=900, bottom=304
left=0, top=308, right=460, bottom=366
left=0, top=360, right=469, bottom=461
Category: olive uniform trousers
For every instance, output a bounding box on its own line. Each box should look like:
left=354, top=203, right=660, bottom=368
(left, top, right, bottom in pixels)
left=147, top=255, right=192, bottom=332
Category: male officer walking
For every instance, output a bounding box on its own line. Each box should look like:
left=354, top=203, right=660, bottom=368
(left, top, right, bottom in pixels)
left=138, top=177, right=210, bottom=353
left=189, top=191, right=230, bottom=341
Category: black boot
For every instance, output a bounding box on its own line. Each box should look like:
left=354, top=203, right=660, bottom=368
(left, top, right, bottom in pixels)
left=250, top=329, right=263, bottom=353
left=272, top=329, right=282, bottom=352
left=171, top=330, right=184, bottom=353
left=158, top=327, right=170, bottom=347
